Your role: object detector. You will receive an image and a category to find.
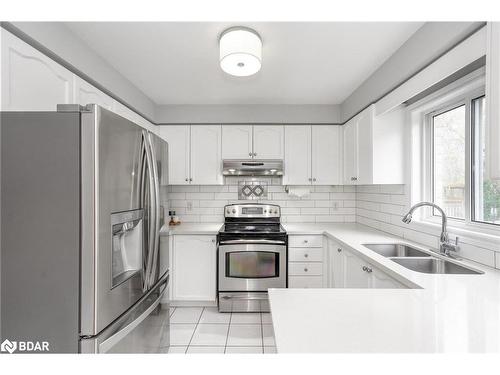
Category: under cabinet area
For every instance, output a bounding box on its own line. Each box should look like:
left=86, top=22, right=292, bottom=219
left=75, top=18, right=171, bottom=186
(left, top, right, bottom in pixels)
left=169, top=235, right=217, bottom=305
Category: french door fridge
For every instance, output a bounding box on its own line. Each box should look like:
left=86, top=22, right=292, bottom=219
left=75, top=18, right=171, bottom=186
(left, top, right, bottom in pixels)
left=1, top=104, right=170, bottom=353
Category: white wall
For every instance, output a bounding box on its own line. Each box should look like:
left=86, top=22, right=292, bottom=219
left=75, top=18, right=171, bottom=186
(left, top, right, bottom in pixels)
left=4, top=22, right=156, bottom=121
left=165, top=177, right=355, bottom=224
left=341, top=22, right=485, bottom=122
left=155, top=104, right=341, bottom=124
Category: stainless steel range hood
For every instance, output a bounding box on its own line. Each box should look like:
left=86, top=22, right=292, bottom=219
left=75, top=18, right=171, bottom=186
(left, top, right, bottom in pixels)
left=222, top=160, right=283, bottom=176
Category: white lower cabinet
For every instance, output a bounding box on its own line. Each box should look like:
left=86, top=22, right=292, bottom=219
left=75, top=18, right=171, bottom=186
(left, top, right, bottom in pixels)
left=170, top=235, right=217, bottom=302
left=288, top=235, right=325, bottom=288
left=327, top=237, right=405, bottom=289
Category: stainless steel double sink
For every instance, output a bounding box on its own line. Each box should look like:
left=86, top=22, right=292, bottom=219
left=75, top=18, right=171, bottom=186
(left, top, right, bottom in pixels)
left=362, top=243, right=483, bottom=275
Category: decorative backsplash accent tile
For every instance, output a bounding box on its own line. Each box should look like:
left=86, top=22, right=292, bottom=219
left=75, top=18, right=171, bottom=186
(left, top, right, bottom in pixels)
left=238, top=180, right=268, bottom=200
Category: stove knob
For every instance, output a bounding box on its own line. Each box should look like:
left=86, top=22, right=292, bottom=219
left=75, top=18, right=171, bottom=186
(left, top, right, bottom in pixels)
left=264, top=209, right=267, bottom=213
left=226, top=209, right=230, bottom=214
left=232, top=209, right=236, bottom=214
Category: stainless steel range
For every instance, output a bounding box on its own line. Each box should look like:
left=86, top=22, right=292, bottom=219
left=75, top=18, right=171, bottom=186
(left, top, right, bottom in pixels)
left=217, top=203, right=287, bottom=313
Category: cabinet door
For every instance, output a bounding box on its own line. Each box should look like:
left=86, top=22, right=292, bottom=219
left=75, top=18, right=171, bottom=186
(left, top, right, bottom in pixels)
left=159, top=125, right=190, bottom=185
left=73, top=76, right=114, bottom=110
left=343, top=249, right=370, bottom=288
left=221, top=125, right=253, bottom=159
left=190, top=125, right=223, bottom=185
left=1, top=29, right=73, bottom=111
left=356, top=106, right=374, bottom=185
left=331, top=246, right=345, bottom=288
left=312, top=125, right=342, bottom=185
left=343, top=118, right=358, bottom=184
left=253, top=125, right=284, bottom=159
left=283, top=125, right=311, bottom=185
left=370, top=267, right=405, bottom=289
left=171, top=235, right=217, bottom=301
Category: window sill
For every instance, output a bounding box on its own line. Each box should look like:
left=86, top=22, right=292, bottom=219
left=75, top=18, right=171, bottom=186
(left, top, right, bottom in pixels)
left=410, top=218, right=500, bottom=252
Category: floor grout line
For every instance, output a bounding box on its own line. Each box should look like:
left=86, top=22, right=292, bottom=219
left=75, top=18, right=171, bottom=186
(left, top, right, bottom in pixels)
left=223, top=311, right=232, bottom=353
left=185, top=307, right=205, bottom=354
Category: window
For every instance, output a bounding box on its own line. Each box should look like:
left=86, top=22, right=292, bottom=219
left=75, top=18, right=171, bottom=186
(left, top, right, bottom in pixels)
left=432, top=104, right=466, bottom=219
left=472, top=95, right=500, bottom=225
left=412, top=69, right=497, bottom=232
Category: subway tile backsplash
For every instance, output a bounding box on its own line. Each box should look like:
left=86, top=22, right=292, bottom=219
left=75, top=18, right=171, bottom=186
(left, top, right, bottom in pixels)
left=355, top=184, right=500, bottom=269
left=164, top=177, right=356, bottom=224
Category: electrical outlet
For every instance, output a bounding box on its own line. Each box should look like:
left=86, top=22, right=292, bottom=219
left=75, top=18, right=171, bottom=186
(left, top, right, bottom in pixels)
left=187, top=201, right=193, bottom=212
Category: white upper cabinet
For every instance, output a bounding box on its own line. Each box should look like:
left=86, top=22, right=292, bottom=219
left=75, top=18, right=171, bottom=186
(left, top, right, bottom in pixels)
left=159, top=125, right=223, bottom=185
left=221, top=125, right=284, bottom=159
left=159, top=125, right=191, bottom=185
left=283, top=126, right=312, bottom=185
left=312, top=126, right=342, bottom=185
left=487, top=22, right=500, bottom=180
left=343, top=105, right=404, bottom=185
left=253, top=125, right=284, bottom=159
left=343, top=118, right=358, bottom=184
left=1, top=29, right=73, bottom=111
left=73, top=76, right=114, bottom=110
left=221, top=125, right=253, bottom=159
left=190, top=125, right=223, bottom=185
left=284, top=125, right=342, bottom=185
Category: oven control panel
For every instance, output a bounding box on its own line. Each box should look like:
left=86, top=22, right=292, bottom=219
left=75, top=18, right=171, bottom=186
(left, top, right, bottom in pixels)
left=224, top=204, right=280, bottom=218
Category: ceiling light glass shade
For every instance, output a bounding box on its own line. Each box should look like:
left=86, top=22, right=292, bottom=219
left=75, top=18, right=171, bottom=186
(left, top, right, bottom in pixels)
left=219, top=28, right=262, bottom=77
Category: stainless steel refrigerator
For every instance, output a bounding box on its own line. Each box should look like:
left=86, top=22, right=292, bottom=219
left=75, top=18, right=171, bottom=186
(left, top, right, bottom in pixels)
left=0, top=104, right=170, bottom=353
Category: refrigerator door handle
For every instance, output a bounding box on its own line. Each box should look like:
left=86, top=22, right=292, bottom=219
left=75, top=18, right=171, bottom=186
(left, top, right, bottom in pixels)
left=147, top=132, right=161, bottom=289
left=141, top=130, right=157, bottom=291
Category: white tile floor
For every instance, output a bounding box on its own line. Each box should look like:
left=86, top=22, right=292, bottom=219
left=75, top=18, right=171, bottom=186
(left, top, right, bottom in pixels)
left=168, top=307, right=277, bottom=354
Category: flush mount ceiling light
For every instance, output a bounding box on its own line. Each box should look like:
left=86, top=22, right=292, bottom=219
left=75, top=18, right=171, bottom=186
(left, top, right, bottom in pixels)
left=219, top=27, right=262, bottom=77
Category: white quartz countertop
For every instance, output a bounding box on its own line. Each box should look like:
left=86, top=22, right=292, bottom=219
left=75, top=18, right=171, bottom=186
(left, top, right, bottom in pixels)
left=271, top=223, right=500, bottom=353
left=160, top=223, right=222, bottom=236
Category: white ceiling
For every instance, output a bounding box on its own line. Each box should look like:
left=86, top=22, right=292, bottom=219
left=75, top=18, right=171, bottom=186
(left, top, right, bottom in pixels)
left=65, top=22, right=423, bottom=105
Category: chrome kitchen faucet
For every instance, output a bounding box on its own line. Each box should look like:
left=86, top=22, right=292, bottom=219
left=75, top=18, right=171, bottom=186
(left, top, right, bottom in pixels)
left=402, top=202, right=459, bottom=257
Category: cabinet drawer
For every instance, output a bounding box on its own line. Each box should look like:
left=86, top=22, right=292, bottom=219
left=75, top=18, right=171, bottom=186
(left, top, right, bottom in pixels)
left=288, top=276, right=323, bottom=288
left=288, top=262, right=323, bottom=276
left=289, top=248, right=323, bottom=262
left=289, top=235, right=323, bottom=248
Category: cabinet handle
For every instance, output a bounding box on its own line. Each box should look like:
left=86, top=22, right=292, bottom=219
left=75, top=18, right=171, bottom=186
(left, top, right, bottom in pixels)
left=362, top=266, right=367, bottom=271
left=185, top=178, right=188, bottom=182
left=308, top=178, right=312, bottom=182
left=303, top=240, right=308, bottom=243
left=304, top=253, right=309, bottom=258
left=249, top=152, right=252, bottom=156
left=313, top=178, right=316, bottom=182
left=337, top=248, right=342, bottom=252
left=351, top=177, right=358, bottom=181
left=189, top=178, right=193, bottom=182
left=366, top=267, right=372, bottom=273
left=211, top=239, right=215, bottom=243
left=304, top=268, right=308, bottom=272
left=253, top=152, right=257, bottom=157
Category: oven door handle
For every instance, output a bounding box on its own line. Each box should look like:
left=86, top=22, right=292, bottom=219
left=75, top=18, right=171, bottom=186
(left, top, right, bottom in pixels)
left=219, top=239, right=286, bottom=245
left=220, top=294, right=269, bottom=301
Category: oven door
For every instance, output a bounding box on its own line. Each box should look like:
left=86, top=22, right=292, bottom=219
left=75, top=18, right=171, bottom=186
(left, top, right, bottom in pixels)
left=218, top=243, right=287, bottom=292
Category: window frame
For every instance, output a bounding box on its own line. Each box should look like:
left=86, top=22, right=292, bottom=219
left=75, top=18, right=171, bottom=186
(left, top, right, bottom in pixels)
left=408, top=68, right=500, bottom=236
